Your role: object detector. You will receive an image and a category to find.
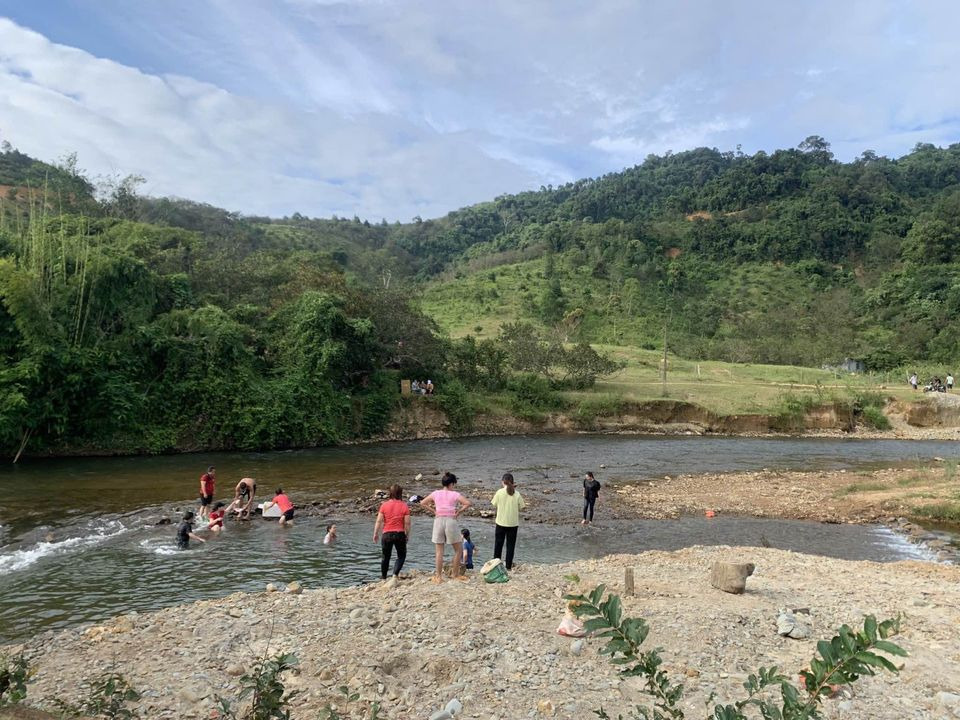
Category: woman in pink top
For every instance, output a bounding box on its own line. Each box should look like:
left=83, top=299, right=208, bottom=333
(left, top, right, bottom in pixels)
left=420, top=472, right=472, bottom=583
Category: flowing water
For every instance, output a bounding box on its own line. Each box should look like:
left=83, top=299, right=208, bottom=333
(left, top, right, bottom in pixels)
left=1, top=435, right=957, bottom=643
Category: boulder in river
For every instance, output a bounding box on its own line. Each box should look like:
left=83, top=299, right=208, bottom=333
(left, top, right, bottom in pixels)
left=710, top=561, right=755, bottom=594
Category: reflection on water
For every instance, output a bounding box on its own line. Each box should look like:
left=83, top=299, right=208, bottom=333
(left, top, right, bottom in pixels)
left=1, top=434, right=957, bottom=643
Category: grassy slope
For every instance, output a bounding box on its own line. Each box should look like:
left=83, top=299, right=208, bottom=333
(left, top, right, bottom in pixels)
left=421, top=258, right=916, bottom=416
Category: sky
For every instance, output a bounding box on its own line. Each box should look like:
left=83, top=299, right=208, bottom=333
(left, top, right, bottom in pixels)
left=0, top=1, right=958, bottom=221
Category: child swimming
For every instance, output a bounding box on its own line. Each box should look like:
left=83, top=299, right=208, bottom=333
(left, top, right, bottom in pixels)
left=177, top=511, right=207, bottom=549
left=323, top=524, right=337, bottom=544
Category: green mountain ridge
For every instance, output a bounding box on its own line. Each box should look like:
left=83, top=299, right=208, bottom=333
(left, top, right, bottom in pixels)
left=1, top=137, right=959, bottom=455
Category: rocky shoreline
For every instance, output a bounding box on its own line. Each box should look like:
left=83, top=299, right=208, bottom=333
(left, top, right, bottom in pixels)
left=5, top=546, right=960, bottom=719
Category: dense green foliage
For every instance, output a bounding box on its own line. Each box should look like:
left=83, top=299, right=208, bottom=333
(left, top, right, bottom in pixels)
left=566, top=584, right=906, bottom=720
left=0, top=187, right=447, bottom=456
left=3, top=136, right=960, bottom=454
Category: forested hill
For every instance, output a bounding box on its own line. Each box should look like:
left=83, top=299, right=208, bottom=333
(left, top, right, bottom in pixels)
left=1, top=138, right=960, bottom=456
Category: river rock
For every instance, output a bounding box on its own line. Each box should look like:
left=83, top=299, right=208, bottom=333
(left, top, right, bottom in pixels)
left=445, top=697, right=463, bottom=715
left=937, top=692, right=960, bottom=709
left=570, top=639, right=584, bottom=656
left=710, top=562, right=755, bottom=594
left=537, top=699, right=556, bottom=715
left=285, top=581, right=303, bottom=594
left=429, top=711, right=453, bottom=720
left=265, top=583, right=278, bottom=593
left=776, top=609, right=811, bottom=639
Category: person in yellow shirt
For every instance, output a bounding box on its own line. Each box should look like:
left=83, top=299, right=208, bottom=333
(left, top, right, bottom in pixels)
left=491, top=472, right=526, bottom=570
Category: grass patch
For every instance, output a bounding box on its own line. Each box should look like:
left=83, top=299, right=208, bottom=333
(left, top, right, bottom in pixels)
left=911, top=502, right=960, bottom=523
left=571, top=394, right=629, bottom=430
left=836, top=481, right=887, bottom=496
left=897, top=475, right=929, bottom=488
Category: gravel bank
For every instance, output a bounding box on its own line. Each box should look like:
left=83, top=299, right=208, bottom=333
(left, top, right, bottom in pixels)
left=7, top=547, right=960, bottom=719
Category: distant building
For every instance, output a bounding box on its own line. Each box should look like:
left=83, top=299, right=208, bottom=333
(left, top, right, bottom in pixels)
left=822, top=358, right=866, bottom=374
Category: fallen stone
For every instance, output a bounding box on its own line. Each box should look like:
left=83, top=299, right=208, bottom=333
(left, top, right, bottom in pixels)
left=285, top=581, right=303, bottom=594
left=537, top=699, right=556, bottom=716
left=226, top=663, right=245, bottom=676
left=710, top=562, right=755, bottom=594
left=937, top=691, right=960, bottom=708
left=265, top=583, right=277, bottom=593
left=428, top=711, right=453, bottom=720
left=570, top=639, right=584, bottom=656
left=776, top=610, right=812, bottom=639
left=445, top=697, right=463, bottom=715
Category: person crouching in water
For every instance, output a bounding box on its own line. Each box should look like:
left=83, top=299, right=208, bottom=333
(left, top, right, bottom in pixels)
left=373, top=484, right=411, bottom=580
left=177, top=511, right=207, bottom=549
left=207, top=502, right=226, bottom=533
left=226, top=477, right=257, bottom=519
left=263, top=488, right=295, bottom=527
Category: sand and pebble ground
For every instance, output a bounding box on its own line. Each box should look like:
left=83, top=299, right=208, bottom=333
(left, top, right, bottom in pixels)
left=6, top=546, right=960, bottom=720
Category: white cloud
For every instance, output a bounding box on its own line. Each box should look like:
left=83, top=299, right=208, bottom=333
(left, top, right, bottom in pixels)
left=1, top=0, right=960, bottom=219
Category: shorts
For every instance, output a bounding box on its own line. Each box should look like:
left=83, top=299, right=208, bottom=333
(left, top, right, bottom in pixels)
left=282, top=508, right=295, bottom=521
left=431, top=516, right=460, bottom=544
left=200, top=494, right=213, bottom=506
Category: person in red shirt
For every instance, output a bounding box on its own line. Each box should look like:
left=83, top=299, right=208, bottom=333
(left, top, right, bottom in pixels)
left=207, top=502, right=226, bottom=532
left=262, top=488, right=295, bottom=527
left=198, top=466, right=216, bottom=520
left=373, top=484, right=411, bottom=580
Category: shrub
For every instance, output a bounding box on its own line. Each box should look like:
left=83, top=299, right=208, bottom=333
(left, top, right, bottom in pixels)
left=0, top=654, right=29, bottom=706
left=435, top=379, right=478, bottom=434
left=566, top=585, right=905, bottom=720
left=508, top=373, right=565, bottom=421
left=860, top=405, right=892, bottom=430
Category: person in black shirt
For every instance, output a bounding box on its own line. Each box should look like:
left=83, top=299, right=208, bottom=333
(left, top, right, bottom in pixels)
left=177, top=511, right=207, bottom=550
left=582, top=471, right=601, bottom=525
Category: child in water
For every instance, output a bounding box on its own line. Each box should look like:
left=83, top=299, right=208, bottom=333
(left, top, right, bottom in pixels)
left=461, top=528, right=475, bottom=571
left=207, top=502, right=226, bottom=532
left=323, top=524, right=337, bottom=545
left=177, top=511, right=207, bottom=549
left=262, top=488, right=295, bottom=527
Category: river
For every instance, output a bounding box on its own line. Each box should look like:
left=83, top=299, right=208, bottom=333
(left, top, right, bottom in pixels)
left=1, top=434, right=957, bottom=643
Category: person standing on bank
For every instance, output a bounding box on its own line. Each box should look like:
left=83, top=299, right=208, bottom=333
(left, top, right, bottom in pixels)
left=491, top=473, right=525, bottom=570
left=373, top=484, right=411, bottom=580
left=421, top=472, right=472, bottom=583
left=582, top=471, right=601, bottom=525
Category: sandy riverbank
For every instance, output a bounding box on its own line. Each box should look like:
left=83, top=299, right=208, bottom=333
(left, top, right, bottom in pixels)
left=5, top=547, right=960, bottom=719
left=614, top=464, right=960, bottom=524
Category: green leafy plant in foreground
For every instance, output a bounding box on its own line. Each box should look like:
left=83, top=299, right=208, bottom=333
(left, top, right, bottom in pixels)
left=564, top=585, right=906, bottom=720
left=0, top=654, right=30, bottom=705
left=215, top=652, right=299, bottom=720
left=56, top=669, right=141, bottom=719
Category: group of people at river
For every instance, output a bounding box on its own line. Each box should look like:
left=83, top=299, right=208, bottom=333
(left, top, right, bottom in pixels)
left=177, top=465, right=602, bottom=583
